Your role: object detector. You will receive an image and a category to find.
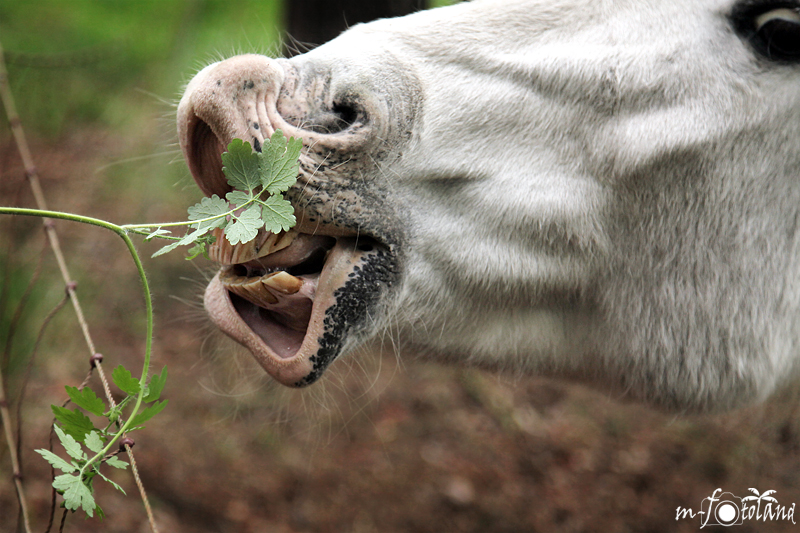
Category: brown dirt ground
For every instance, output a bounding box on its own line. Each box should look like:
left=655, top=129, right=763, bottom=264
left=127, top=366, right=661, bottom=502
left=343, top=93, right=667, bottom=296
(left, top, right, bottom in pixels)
left=2, top=134, right=800, bottom=533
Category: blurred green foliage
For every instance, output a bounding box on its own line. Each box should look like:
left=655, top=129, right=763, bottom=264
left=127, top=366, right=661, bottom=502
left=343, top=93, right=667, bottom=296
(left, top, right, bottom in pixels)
left=428, top=0, right=459, bottom=7
left=0, top=0, right=284, bottom=137
left=0, top=0, right=452, bottom=138
left=0, top=0, right=452, bottom=355
left=0, top=0, right=451, bottom=377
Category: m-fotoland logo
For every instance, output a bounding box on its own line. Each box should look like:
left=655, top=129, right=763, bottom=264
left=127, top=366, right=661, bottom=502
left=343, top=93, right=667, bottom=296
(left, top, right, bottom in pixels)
left=676, top=488, right=796, bottom=528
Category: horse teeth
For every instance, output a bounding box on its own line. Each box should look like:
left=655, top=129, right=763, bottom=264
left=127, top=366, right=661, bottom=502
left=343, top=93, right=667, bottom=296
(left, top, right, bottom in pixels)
left=273, top=231, right=297, bottom=252
left=220, top=269, right=279, bottom=306
left=263, top=271, right=303, bottom=294
left=218, top=267, right=303, bottom=308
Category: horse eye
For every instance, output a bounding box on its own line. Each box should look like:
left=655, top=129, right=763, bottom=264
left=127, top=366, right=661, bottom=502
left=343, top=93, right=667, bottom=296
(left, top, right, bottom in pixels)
left=736, top=5, right=800, bottom=61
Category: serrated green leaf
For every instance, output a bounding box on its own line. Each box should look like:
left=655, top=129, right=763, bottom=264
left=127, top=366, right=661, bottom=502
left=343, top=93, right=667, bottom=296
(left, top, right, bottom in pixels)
left=111, top=365, right=140, bottom=395
left=222, top=138, right=261, bottom=192
left=53, top=473, right=78, bottom=493
left=224, top=205, right=262, bottom=245
left=149, top=132, right=303, bottom=259
left=152, top=239, right=183, bottom=258
left=105, top=456, right=128, bottom=470
left=52, top=408, right=94, bottom=445
left=259, top=194, right=296, bottom=233
left=53, top=423, right=87, bottom=460
left=143, top=366, right=168, bottom=403
left=152, top=226, right=210, bottom=258
left=260, top=130, right=301, bottom=194
left=35, top=449, right=78, bottom=474
left=65, top=386, right=105, bottom=417
left=178, top=227, right=210, bottom=245
left=187, top=194, right=229, bottom=231
left=84, top=431, right=104, bottom=454
left=129, top=399, right=168, bottom=428
left=96, top=469, right=126, bottom=495
left=225, top=190, right=252, bottom=209
left=61, top=476, right=96, bottom=517
left=144, top=228, right=171, bottom=241
left=54, top=473, right=96, bottom=516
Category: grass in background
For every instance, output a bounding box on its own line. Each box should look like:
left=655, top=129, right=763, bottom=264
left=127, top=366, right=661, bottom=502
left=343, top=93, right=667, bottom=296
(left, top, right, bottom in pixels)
left=429, top=0, right=460, bottom=7
left=0, top=1, right=283, bottom=430
left=0, top=0, right=452, bottom=407
left=0, top=0, right=284, bottom=137
left=0, top=0, right=451, bottom=138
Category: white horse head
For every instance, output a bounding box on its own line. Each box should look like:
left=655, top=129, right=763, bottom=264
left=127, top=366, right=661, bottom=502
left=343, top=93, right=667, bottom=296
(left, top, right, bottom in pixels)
left=177, top=0, right=800, bottom=412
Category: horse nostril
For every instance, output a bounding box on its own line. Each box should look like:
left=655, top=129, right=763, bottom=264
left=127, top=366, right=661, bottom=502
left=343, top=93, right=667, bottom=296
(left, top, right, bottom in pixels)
left=189, top=118, right=229, bottom=197
left=332, top=102, right=359, bottom=129
left=288, top=101, right=362, bottom=134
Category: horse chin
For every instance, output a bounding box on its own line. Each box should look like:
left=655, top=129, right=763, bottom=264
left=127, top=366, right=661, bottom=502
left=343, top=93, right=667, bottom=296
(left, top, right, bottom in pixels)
left=204, top=236, right=396, bottom=387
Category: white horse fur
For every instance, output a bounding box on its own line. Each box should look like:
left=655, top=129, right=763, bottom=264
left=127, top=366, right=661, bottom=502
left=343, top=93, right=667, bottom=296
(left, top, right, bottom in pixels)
left=176, top=0, right=800, bottom=412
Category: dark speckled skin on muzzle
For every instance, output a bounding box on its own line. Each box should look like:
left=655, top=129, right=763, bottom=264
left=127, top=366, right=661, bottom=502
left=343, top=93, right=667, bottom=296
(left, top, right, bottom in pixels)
left=177, top=54, right=406, bottom=387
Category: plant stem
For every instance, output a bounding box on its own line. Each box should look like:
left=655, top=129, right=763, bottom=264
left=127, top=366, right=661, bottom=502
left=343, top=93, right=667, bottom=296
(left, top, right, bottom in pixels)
left=0, top=206, right=154, bottom=473
left=0, top=370, right=32, bottom=533
left=120, top=190, right=260, bottom=232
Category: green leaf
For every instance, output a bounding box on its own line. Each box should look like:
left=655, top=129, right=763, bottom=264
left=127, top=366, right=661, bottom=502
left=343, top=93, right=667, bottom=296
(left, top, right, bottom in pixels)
left=225, top=190, right=252, bottom=209
left=65, top=386, right=105, bottom=417
left=259, top=194, right=296, bottom=233
left=149, top=132, right=302, bottom=259
left=143, top=366, right=168, bottom=403
left=111, top=365, right=140, bottom=395
left=129, top=399, right=168, bottom=428
left=35, top=449, right=78, bottom=474
left=105, top=406, right=121, bottom=425
left=56, top=475, right=96, bottom=517
left=225, top=205, right=262, bottom=245
left=152, top=240, right=182, bottom=258
left=185, top=242, right=207, bottom=261
left=104, top=395, right=132, bottom=424
left=144, top=228, right=171, bottom=241
left=105, top=456, right=128, bottom=470
left=222, top=138, right=261, bottom=192
left=53, top=423, right=87, bottom=461
left=96, top=469, right=126, bottom=495
left=151, top=226, right=209, bottom=258
left=260, top=130, right=301, bottom=194
left=84, top=431, right=105, bottom=454
left=52, top=408, right=95, bottom=445
left=187, top=194, right=229, bottom=231
left=53, top=473, right=77, bottom=493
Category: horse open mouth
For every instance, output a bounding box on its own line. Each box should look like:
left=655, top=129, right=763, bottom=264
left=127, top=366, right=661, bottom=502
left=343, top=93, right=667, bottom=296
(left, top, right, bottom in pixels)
left=177, top=62, right=400, bottom=386
left=204, top=226, right=389, bottom=386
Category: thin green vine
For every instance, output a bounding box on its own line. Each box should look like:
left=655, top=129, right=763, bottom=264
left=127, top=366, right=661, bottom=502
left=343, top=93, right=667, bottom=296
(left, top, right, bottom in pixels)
left=0, top=131, right=301, bottom=519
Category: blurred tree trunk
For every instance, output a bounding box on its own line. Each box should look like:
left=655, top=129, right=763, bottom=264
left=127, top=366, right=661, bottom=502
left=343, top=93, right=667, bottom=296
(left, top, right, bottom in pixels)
left=285, top=0, right=425, bottom=54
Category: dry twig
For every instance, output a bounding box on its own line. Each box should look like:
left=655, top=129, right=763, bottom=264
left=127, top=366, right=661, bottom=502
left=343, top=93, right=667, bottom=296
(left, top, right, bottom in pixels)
left=0, top=40, right=159, bottom=533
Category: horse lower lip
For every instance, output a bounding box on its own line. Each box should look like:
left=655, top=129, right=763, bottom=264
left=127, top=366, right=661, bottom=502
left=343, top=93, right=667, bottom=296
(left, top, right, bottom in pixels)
left=205, top=236, right=396, bottom=387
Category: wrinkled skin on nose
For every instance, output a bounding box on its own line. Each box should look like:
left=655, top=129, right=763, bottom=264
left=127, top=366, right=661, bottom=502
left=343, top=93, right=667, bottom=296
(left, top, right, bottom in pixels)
left=178, top=55, right=286, bottom=197
left=177, top=53, right=405, bottom=387
left=177, top=0, right=800, bottom=413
